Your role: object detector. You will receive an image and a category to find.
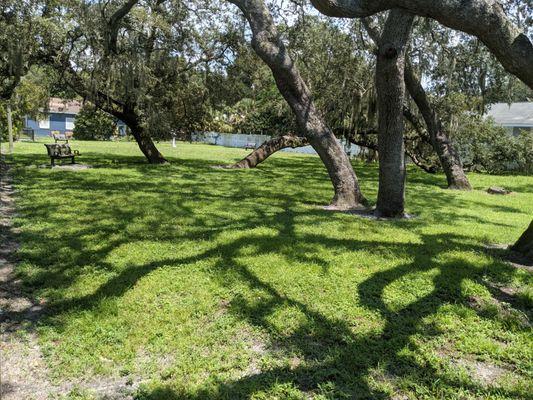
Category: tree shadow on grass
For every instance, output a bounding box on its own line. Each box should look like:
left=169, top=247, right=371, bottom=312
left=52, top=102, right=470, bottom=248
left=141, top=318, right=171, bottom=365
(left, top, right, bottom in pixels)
left=5, top=152, right=532, bottom=399
left=128, top=222, right=528, bottom=399
left=7, top=153, right=526, bottom=308
left=11, top=212, right=530, bottom=398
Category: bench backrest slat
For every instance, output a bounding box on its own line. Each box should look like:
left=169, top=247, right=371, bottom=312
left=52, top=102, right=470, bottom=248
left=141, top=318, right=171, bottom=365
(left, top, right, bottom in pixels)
left=45, top=143, right=73, bottom=157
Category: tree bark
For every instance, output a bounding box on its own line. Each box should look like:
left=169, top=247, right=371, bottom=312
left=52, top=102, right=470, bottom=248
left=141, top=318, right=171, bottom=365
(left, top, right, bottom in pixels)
left=227, top=0, right=366, bottom=210
left=131, top=129, right=167, bottom=164
left=221, top=135, right=309, bottom=169
left=403, top=62, right=471, bottom=190
left=310, top=0, right=533, bottom=90
left=7, top=102, right=13, bottom=154
left=120, top=108, right=167, bottom=164
left=375, top=10, right=414, bottom=218
left=511, top=220, right=533, bottom=264
left=363, top=18, right=471, bottom=190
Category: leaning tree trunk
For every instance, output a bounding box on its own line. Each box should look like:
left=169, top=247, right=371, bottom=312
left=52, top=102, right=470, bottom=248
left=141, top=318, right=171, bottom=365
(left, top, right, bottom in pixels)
left=121, top=109, right=167, bottom=164
left=404, top=62, right=471, bottom=190
left=511, top=220, right=533, bottom=264
left=129, top=126, right=167, bottom=164
left=375, top=10, right=414, bottom=218
left=59, top=63, right=167, bottom=165
left=222, top=135, right=309, bottom=169
left=227, top=0, right=366, bottom=210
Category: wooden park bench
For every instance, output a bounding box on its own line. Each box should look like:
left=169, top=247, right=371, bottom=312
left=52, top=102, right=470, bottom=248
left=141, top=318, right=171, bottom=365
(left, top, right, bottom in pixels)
left=244, top=142, right=256, bottom=150
left=44, top=143, right=80, bottom=166
left=52, top=131, right=74, bottom=143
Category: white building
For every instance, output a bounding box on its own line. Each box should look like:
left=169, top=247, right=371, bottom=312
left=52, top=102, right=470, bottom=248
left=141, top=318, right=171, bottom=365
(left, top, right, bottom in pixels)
left=485, top=102, right=533, bottom=135
left=191, top=132, right=361, bottom=157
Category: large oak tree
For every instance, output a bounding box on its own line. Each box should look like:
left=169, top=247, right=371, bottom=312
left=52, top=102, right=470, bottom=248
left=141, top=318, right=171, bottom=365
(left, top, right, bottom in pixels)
left=226, top=0, right=367, bottom=210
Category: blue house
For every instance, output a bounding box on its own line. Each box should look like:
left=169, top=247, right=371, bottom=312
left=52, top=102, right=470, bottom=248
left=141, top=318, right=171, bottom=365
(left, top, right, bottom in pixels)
left=24, top=97, right=127, bottom=138
left=24, top=98, right=81, bottom=137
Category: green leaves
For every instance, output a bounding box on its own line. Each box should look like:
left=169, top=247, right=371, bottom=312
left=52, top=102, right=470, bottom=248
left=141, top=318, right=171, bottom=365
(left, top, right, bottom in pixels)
left=73, top=104, right=117, bottom=140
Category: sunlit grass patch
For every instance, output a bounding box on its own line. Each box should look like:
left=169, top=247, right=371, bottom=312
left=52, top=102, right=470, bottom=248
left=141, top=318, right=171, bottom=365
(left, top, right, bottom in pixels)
left=8, top=140, right=533, bottom=399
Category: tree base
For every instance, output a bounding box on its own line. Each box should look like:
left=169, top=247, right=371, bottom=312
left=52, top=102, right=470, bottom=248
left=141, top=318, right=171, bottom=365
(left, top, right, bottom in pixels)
left=510, top=220, right=533, bottom=265
left=323, top=203, right=368, bottom=212
left=148, top=158, right=169, bottom=165
left=373, top=209, right=414, bottom=219
left=447, top=182, right=472, bottom=191
left=342, top=208, right=416, bottom=220
left=508, top=249, right=533, bottom=267
left=325, top=191, right=369, bottom=211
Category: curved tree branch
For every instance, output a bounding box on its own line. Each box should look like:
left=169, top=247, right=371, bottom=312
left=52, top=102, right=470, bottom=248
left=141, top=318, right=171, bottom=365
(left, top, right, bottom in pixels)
left=219, top=135, right=309, bottom=169
left=104, top=0, right=139, bottom=55
left=226, top=0, right=367, bottom=209
left=311, top=0, right=533, bottom=89
left=403, top=61, right=472, bottom=189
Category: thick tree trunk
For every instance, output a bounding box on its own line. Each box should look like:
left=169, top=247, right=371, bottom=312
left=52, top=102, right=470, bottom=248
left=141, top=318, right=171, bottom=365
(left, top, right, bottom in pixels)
left=511, top=220, right=533, bottom=264
left=121, top=109, right=167, bottom=164
left=310, top=0, right=533, bottom=90
left=363, top=18, right=471, bottom=190
left=375, top=10, right=414, bottom=218
left=222, top=135, right=309, bottom=169
left=129, top=127, right=167, bottom=164
left=404, top=62, right=471, bottom=190
left=227, top=0, right=366, bottom=210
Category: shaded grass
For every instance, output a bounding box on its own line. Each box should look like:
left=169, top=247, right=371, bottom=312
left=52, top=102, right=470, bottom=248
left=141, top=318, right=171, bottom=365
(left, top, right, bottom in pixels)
left=6, top=139, right=533, bottom=399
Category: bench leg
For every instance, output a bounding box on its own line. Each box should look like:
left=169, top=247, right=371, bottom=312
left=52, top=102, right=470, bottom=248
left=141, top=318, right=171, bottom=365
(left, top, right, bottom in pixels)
left=71, top=156, right=75, bottom=164
left=51, top=158, right=55, bottom=167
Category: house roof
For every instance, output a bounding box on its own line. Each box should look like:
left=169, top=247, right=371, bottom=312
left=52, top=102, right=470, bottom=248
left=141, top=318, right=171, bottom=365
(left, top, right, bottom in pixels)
left=45, top=97, right=83, bottom=115
left=485, top=102, right=533, bottom=127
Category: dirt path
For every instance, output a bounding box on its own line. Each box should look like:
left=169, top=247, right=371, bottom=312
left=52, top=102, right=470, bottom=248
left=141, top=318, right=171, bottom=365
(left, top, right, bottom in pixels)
left=0, top=162, right=54, bottom=400
left=0, top=162, right=140, bottom=399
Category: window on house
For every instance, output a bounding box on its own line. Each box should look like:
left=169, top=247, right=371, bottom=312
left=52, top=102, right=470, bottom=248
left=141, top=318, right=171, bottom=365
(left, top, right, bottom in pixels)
left=65, top=117, right=75, bottom=130
left=38, top=116, right=50, bottom=129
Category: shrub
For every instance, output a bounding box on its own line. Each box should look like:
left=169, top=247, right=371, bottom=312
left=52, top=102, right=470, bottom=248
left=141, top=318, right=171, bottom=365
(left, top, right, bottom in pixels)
left=73, top=105, right=116, bottom=140
left=0, top=102, right=22, bottom=142
left=453, top=115, right=533, bottom=174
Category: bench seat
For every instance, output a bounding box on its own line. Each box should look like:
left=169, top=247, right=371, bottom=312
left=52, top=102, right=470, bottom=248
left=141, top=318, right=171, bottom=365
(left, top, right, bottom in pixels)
left=44, top=144, right=80, bottom=166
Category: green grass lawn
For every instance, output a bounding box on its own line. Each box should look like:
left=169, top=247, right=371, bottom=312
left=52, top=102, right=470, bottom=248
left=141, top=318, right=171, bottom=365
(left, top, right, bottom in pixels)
left=6, top=139, right=533, bottom=399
